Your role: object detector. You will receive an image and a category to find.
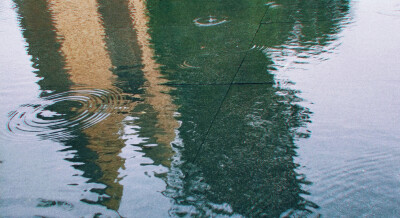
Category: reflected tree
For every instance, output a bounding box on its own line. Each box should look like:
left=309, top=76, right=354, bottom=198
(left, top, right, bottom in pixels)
left=11, top=0, right=350, bottom=215
left=147, top=0, right=350, bottom=216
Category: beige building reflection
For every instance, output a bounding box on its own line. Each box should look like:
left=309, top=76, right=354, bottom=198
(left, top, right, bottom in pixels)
left=128, top=0, right=179, bottom=166
left=16, top=0, right=177, bottom=212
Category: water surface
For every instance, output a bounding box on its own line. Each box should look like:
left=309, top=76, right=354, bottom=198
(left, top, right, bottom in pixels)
left=1, top=0, right=399, bottom=217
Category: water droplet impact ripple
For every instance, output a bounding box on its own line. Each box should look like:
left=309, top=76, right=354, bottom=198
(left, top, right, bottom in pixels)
left=5, top=88, right=133, bottom=141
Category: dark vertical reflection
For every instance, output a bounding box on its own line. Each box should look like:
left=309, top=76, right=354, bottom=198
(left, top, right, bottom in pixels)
left=97, top=0, right=144, bottom=95
left=10, top=0, right=350, bottom=215
left=147, top=0, right=350, bottom=216
left=13, top=0, right=71, bottom=96
left=97, top=0, right=177, bottom=168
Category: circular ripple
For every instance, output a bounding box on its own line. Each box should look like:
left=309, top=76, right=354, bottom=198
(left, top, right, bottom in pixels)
left=193, top=16, right=228, bottom=27
left=178, top=60, right=200, bottom=69
left=5, top=89, right=133, bottom=141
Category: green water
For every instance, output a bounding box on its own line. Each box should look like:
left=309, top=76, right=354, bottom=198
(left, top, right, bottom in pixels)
left=1, top=0, right=400, bottom=217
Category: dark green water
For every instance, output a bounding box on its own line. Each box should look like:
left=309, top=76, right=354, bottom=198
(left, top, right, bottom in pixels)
left=1, top=0, right=400, bottom=217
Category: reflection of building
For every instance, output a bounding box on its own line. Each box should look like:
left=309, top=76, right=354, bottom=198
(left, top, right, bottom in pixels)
left=48, top=0, right=129, bottom=210
left=13, top=0, right=349, bottom=215
left=48, top=0, right=115, bottom=89
left=14, top=0, right=178, bottom=213
left=13, top=0, right=71, bottom=96
left=127, top=0, right=179, bottom=166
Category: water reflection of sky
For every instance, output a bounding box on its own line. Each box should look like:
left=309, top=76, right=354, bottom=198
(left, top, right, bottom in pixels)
left=1, top=0, right=400, bottom=217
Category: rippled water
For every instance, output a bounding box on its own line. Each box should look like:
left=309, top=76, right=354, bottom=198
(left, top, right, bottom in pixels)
left=6, top=88, right=133, bottom=141
left=193, top=16, right=229, bottom=27
left=1, top=0, right=400, bottom=217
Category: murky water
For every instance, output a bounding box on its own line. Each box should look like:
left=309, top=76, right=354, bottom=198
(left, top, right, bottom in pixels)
left=1, top=0, right=399, bottom=217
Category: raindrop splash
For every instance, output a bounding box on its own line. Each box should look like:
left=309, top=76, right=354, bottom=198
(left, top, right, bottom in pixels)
left=193, top=16, right=229, bottom=27
left=265, top=2, right=281, bottom=8
left=178, top=61, right=200, bottom=69
left=5, top=88, right=134, bottom=141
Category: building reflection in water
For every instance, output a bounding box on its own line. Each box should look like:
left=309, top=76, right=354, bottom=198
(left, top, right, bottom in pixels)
left=13, top=0, right=177, bottom=214
left=10, top=0, right=349, bottom=216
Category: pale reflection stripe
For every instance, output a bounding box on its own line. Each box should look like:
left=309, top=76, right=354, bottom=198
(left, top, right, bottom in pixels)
left=128, top=0, right=179, bottom=151
left=47, top=0, right=114, bottom=88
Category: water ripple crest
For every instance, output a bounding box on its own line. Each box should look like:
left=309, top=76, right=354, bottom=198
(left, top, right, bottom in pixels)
left=194, top=16, right=229, bottom=27
left=5, top=88, right=133, bottom=141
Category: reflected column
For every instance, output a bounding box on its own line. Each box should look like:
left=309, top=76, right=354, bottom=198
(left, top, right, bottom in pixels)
left=47, top=0, right=128, bottom=211
left=13, top=0, right=71, bottom=95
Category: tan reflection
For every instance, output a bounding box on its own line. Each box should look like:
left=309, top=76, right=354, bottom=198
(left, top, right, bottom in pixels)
left=47, top=0, right=114, bottom=88
left=48, top=0, right=128, bottom=211
left=47, top=0, right=178, bottom=211
left=128, top=0, right=179, bottom=166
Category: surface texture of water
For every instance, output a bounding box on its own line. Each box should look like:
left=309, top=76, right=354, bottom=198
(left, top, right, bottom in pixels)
left=1, top=0, right=399, bottom=217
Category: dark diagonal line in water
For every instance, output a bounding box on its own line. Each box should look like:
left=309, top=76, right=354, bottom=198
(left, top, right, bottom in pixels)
left=187, top=8, right=270, bottom=170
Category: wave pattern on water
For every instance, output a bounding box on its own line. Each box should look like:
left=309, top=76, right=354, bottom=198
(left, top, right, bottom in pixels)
left=5, top=88, right=133, bottom=141
left=377, top=3, right=400, bottom=17
left=308, top=137, right=400, bottom=216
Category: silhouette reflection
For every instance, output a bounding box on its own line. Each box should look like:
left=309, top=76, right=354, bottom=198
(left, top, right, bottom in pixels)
left=13, top=0, right=71, bottom=96
left=147, top=0, right=349, bottom=216
left=10, top=0, right=349, bottom=216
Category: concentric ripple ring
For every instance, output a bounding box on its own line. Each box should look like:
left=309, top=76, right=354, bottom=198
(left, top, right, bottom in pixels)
left=5, top=88, right=133, bottom=141
left=193, top=16, right=229, bottom=27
